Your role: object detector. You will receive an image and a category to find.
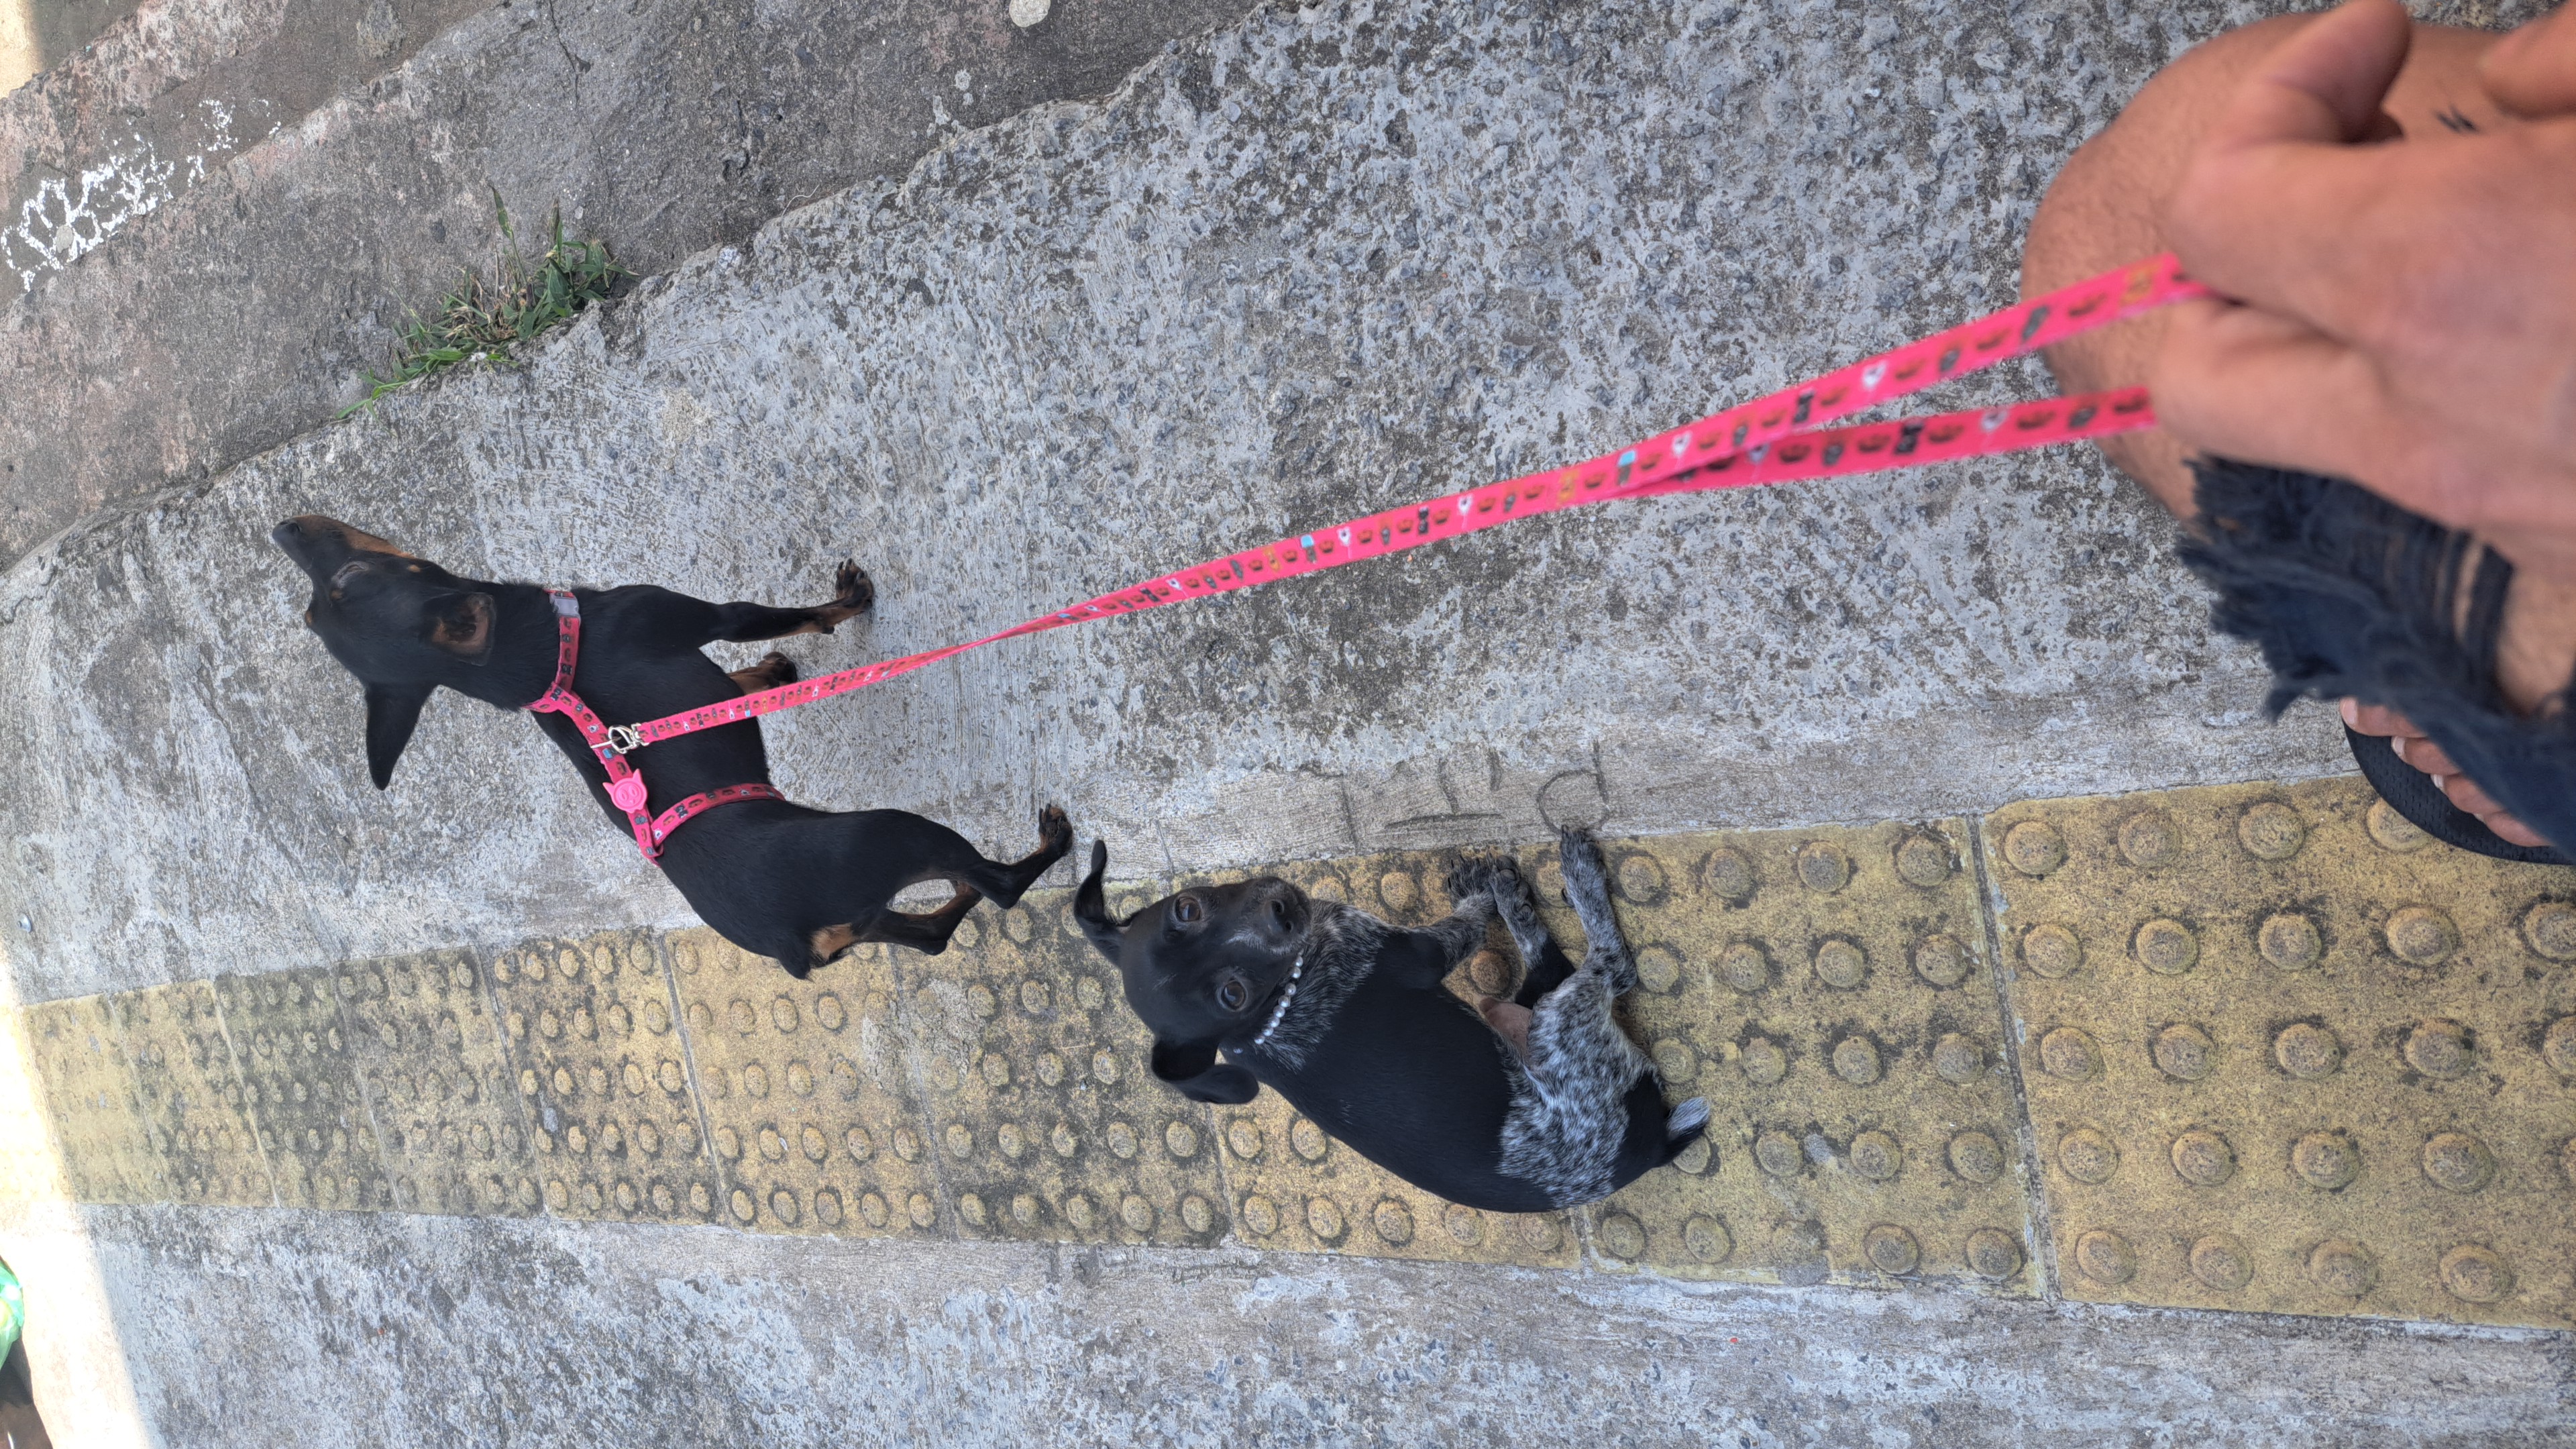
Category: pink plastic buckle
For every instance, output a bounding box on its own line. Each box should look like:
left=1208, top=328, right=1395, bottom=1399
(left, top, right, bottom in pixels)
left=607, top=775, right=649, bottom=812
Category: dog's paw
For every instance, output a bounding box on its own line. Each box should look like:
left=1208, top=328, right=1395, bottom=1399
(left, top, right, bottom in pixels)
left=833, top=559, right=875, bottom=614
left=1443, top=853, right=1518, bottom=906
left=1037, top=803, right=1074, bottom=851
left=1555, top=827, right=1610, bottom=899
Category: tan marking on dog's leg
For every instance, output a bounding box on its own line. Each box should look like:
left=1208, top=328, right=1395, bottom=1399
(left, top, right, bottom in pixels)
left=808, top=924, right=859, bottom=962
left=1478, top=996, right=1534, bottom=1062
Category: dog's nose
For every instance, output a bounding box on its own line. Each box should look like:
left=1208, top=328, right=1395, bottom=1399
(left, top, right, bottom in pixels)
left=1268, top=896, right=1293, bottom=933
left=269, top=519, right=306, bottom=547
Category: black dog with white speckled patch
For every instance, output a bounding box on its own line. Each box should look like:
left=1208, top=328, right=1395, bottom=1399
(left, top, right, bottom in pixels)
left=1074, top=828, right=1707, bottom=1212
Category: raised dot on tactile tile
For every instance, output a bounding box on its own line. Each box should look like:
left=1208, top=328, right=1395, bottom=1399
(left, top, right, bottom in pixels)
left=1016, top=979, right=1051, bottom=1016
left=2152, top=1024, right=2216, bottom=1081
left=2543, top=1018, right=2576, bottom=1077
left=2002, top=820, right=2068, bottom=876
left=1076, top=977, right=1107, bottom=1012
left=2074, top=1229, right=2135, bottom=1286
left=2291, top=1131, right=2360, bottom=1190
left=1241, top=1195, right=1280, bottom=1236
left=1120, top=1195, right=1155, bottom=1234
left=729, top=1189, right=757, bottom=1224
left=1063, top=1193, right=1099, bottom=1231
left=814, top=994, right=846, bottom=1032
left=2520, top=900, right=2576, bottom=961
left=2057, top=1128, right=2118, bottom=1185
left=1099, top=1121, right=1136, bottom=1159
left=2367, top=799, right=2432, bottom=853
left=1931, top=1034, right=1984, bottom=1084
left=1371, top=1199, right=1415, bottom=1246
left=1163, top=1120, right=1199, bottom=1159
left=1650, top=1039, right=1698, bottom=1083
left=2384, top=906, right=2459, bottom=966
left=1444, top=1205, right=1483, bottom=1246
left=1849, top=1130, right=1902, bottom=1181
left=1885, top=830, right=1949, bottom=887
left=814, top=1189, right=843, bottom=1228
left=2169, top=1130, right=2237, bottom=1187
left=2236, top=802, right=2306, bottom=861
left=2133, top=919, right=2198, bottom=975
left=1717, top=941, right=1770, bottom=994
left=1305, top=1197, right=1346, bottom=1240
left=1466, top=950, right=1513, bottom=996
left=2439, top=1244, right=2514, bottom=1303
left=2117, top=811, right=2182, bottom=867
left=1633, top=944, right=1682, bottom=994
left=2251, top=912, right=2324, bottom=971
left=2018, top=923, right=2082, bottom=981
left=1180, top=1195, right=1214, bottom=1234
left=727, top=1000, right=757, bottom=1034
left=1670, top=1136, right=1715, bottom=1175
left=1376, top=871, right=1417, bottom=912
left=2272, top=1022, right=2343, bottom=1081
left=1739, top=1036, right=1788, bottom=1085
left=1701, top=847, right=1756, bottom=902
left=1614, top=852, right=1668, bottom=906
left=759, top=1127, right=790, bottom=1162
left=1966, top=1228, right=2022, bottom=1279
left=1755, top=1130, right=1803, bottom=1177
left=1793, top=841, right=1852, bottom=893
left=908, top=1193, right=937, bottom=1228
left=1913, top=934, right=1970, bottom=988
left=859, top=1193, right=890, bottom=1228
left=1943, top=1130, right=2002, bottom=1184
left=2422, top=1132, right=2496, bottom=1193
left=1291, top=1118, right=1329, bottom=1163
left=1524, top=1215, right=1565, bottom=1252
left=894, top=1127, right=923, bottom=1161
left=2404, top=1019, right=2474, bottom=1078
left=1862, top=1224, right=1920, bottom=1275
left=1813, top=939, right=1868, bottom=990
left=2038, top=1026, right=2101, bottom=1081
left=1597, top=1212, right=1645, bottom=1260
left=2190, top=1233, right=2253, bottom=1291
left=1091, top=1049, right=1120, bottom=1083
left=1831, top=1036, right=1882, bottom=1085
left=2308, top=1239, right=2377, bottom=1297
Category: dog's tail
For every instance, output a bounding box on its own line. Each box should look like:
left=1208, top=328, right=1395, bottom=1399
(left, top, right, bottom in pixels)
left=1660, top=1097, right=1710, bottom=1163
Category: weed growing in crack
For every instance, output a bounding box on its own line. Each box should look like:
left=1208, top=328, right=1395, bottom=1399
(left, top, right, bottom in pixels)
left=339, top=189, right=626, bottom=417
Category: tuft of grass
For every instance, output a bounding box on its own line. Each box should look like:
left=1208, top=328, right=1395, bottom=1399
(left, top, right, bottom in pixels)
left=340, top=189, right=627, bottom=417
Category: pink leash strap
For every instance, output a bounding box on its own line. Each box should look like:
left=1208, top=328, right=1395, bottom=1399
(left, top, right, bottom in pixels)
left=527, top=590, right=784, bottom=861
left=620, top=254, right=2213, bottom=749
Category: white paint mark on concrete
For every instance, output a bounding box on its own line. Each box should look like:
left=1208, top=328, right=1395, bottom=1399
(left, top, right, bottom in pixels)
left=1008, top=0, right=1049, bottom=29
left=3, top=99, right=237, bottom=294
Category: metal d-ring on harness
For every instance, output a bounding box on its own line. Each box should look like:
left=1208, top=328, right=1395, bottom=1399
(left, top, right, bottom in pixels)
left=526, top=590, right=782, bottom=863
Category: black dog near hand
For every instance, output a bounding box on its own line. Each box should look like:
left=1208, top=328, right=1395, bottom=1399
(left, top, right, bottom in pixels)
left=1074, top=828, right=1706, bottom=1212
left=272, top=515, right=1071, bottom=975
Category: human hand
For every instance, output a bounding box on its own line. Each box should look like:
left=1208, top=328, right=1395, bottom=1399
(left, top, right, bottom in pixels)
left=2151, top=0, right=2576, bottom=583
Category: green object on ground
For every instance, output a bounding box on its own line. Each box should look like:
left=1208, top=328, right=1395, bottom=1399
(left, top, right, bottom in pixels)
left=0, top=1256, right=22, bottom=1360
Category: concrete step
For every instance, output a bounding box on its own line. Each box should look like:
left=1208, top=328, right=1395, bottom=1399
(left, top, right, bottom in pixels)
left=0, top=0, right=1263, bottom=565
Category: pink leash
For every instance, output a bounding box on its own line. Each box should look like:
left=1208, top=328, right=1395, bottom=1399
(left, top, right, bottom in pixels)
left=527, top=589, right=783, bottom=862
left=581, top=254, right=2210, bottom=857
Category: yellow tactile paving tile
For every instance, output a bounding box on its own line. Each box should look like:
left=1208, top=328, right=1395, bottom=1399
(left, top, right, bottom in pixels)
left=1574, top=823, right=2038, bottom=1291
left=214, top=967, right=385, bottom=1212
left=1204, top=853, right=1581, bottom=1268
left=488, top=933, right=722, bottom=1225
left=112, top=981, right=269, bottom=1208
left=1989, top=778, right=2576, bottom=1328
left=669, top=928, right=947, bottom=1239
left=21, top=996, right=162, bottom=1203
left=899, top=885, right=1242, bottom=1248
left=335, top=949, right=541, bottom=1216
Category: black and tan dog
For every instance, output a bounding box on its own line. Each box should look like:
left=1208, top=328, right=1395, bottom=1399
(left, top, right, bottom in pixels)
left=271, top=515, right=1071, bottom=975
left=1075, top=828, right=1706, bottom=1212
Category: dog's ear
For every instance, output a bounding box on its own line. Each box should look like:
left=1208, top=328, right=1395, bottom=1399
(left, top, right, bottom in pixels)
left=362, top=682, right=435, bottom=790
left=1072, top=840, right=1128, bottom=964
left=1149, top=1039, right=1259, bottom=1105
left=422, top=589, right=496, bottom=663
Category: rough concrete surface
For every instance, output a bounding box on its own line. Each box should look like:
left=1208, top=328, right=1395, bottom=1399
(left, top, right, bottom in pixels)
left=2, top=0, right=2423, bottom=1004
left=71, top=1203, right=2576, bottom=1447
left=0, top=0, right=1267, bottom=564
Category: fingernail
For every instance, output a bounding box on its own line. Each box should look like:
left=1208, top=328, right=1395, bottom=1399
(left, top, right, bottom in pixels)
left=2391, top=735, right=2409, bottom=764
left=2339, top=697, right=2361, bottom=727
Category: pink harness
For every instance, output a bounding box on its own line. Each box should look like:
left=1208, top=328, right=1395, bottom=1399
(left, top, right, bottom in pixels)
left=527, top=590, right=782, bottom=862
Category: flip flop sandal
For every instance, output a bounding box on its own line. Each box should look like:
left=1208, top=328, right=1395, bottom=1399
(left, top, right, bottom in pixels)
left=2346, top=727, right=2571, bottom=865
left=0, top=1257, right=20, bottom=1362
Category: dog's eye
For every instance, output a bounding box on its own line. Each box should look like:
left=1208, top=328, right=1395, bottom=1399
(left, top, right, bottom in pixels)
left=1216, top=977, right=1249, bottom=1012
left=1173, top=898, right=1202, bottom=924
